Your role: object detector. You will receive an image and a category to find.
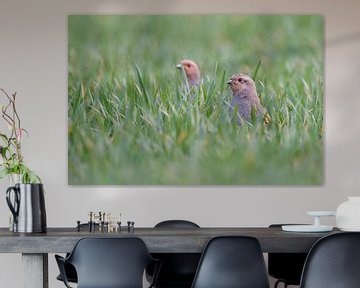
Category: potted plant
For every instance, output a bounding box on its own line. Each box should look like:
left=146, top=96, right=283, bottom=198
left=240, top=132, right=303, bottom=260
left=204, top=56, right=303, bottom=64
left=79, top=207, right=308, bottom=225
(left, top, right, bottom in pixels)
left=1, top=88, right=46, bottom=233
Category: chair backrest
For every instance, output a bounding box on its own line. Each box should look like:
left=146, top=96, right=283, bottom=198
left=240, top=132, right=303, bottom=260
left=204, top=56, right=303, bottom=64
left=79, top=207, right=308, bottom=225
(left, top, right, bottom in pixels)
left=150, top=220, right=201, bottom=287
left=300, top=232, right=360, bottom=288
left=155, top=219, right=200, bottom=228
left=191, top=236, right=270, bottom=288
left=66, top=237, right=154, bottom=288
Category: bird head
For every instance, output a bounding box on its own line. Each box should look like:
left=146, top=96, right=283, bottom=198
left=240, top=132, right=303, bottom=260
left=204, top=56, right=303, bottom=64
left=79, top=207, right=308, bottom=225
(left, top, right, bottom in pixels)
left=227, top=73, right=256, bottom=95
left=176, top=59, right=201, bottom=87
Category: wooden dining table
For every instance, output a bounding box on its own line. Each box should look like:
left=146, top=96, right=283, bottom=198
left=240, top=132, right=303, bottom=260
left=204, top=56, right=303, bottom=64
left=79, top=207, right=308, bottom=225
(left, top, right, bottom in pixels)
left=0, top=226, right=339, bottom=288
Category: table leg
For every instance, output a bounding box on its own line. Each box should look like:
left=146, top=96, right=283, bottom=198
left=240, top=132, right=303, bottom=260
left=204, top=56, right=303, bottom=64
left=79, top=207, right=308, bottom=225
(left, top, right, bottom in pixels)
left=22, top=253, right=48, bottom=288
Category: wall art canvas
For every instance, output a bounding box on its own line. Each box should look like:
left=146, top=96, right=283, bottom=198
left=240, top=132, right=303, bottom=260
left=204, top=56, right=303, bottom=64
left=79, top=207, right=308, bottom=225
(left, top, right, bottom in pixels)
left=68, top=15, right=323, bottom=185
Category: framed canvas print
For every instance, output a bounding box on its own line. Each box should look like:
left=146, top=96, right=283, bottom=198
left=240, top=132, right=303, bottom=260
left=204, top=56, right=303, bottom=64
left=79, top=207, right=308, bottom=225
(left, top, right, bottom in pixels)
left=68, top=15, right=323, bottom=185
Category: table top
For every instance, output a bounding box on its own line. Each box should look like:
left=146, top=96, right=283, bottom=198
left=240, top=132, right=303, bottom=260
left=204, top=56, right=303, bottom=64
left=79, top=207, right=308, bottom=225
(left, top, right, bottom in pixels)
left=0, top=227, right=340, bottom=254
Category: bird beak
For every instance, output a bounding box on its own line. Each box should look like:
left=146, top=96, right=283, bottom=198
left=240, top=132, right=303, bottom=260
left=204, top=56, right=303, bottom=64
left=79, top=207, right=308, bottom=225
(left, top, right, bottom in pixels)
left=226, top=80, right=232, bottom=85
left=176, top=64, right=182, bottom=69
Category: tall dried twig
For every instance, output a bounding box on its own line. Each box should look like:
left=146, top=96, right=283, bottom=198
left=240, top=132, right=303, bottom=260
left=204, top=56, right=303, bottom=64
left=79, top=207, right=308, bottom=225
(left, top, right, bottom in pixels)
left=1, top=88, right=23, bottom=165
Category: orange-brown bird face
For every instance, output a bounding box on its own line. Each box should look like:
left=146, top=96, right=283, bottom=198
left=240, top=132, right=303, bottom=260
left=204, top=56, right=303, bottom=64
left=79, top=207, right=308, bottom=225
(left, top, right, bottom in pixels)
left=176, top=59, right=201, bottom=86
left=227, top=74, right=256, bottom=95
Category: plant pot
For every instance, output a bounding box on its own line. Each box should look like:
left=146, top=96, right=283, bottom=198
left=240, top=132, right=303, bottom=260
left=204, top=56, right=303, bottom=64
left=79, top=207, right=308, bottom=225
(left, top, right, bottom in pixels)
left=336, top=197, right=360, bottom=231
left=6, top=183, right=47, bottom=233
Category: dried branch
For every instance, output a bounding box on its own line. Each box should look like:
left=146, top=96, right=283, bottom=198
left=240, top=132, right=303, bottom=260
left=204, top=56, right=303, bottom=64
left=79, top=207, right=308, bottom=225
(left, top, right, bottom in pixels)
left=0, top=88, right=40, bottom=183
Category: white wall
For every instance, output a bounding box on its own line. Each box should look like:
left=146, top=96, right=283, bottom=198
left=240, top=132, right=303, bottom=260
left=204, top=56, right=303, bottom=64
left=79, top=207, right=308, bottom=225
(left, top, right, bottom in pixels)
left=1, top=0, right=360, bottom=287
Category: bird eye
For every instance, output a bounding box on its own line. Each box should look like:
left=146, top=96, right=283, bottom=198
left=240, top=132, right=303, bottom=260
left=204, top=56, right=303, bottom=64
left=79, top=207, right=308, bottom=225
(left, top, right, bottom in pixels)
left=238, top=78, right=242, bottom=83
left=186, top=64, right=191, bottom=68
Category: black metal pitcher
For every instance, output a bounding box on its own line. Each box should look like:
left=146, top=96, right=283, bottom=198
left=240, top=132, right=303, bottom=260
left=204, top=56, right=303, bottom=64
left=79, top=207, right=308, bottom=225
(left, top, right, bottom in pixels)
left=6, top=183, right=47, bottom=233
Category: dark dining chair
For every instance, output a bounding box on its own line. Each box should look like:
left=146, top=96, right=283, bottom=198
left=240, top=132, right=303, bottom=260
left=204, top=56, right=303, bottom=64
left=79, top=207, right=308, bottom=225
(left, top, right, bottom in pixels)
left=300, top=232, right=360, bottom=288
left=56, top=262, right=77, bottom=284
left=146, top=220, right=201, bottom=288
left=191, top=236, right=270, bottom=288
left=268, top=224, right=308, bottom=288
left=55, top=237, right=161, bottom=288
left=56, top=223, right=99, bottom=284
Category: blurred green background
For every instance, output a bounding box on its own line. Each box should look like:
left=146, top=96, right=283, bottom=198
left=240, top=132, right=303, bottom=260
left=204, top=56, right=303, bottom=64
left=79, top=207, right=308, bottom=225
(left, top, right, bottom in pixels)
left=68, top=15, right=323, bottom=185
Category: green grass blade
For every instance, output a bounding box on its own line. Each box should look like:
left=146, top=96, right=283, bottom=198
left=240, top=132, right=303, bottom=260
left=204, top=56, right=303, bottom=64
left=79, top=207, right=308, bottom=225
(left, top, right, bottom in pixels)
left=252, top=58, right=262, bottom=80
left=134, top=64, right=150, bottom=107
